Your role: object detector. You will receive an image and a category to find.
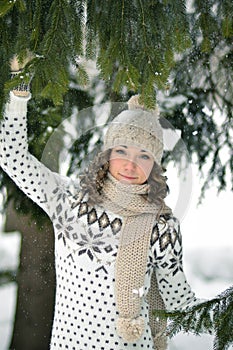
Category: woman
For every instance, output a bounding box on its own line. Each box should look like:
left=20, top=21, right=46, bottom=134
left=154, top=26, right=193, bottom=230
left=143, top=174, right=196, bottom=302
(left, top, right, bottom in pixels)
left=0, top=58, right=199, bottom=350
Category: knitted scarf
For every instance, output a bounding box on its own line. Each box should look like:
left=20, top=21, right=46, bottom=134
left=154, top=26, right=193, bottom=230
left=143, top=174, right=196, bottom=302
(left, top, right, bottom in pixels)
left=100, top=173, right=167, bottom=347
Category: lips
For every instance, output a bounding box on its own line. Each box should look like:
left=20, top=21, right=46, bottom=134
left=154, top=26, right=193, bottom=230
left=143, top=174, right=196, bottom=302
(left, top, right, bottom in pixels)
left=119, top=173, right=138, bottom=180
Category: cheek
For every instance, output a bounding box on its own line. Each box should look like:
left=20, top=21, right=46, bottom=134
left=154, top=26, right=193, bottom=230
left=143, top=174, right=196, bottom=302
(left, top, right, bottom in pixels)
left=140, top=162, right=154, bottom=177
left=148, top=162, right=154, bottom=174
left=109, top=158, right=121, bottom=173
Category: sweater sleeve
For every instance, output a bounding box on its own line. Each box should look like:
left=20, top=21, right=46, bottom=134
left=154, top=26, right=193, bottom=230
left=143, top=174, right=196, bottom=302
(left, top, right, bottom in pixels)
left=151, top=215, right=200, bottom=311
left=0, top=92, right=73, bottom=218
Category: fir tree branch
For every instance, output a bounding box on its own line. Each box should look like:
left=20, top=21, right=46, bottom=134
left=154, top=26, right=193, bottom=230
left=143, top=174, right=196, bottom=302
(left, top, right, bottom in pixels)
left=0, top=270, right=17, bottom=285
left=154, top=286, right=233, bottom=350
left=0, top=0, right=26, bottom=17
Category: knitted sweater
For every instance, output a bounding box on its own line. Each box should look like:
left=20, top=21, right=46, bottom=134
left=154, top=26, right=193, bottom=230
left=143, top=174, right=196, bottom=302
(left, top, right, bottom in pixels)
left=0, top=93, right=198, bottom=350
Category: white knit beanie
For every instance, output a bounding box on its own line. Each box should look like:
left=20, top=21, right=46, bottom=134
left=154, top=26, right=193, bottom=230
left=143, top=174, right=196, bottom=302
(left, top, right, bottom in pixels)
left=103, top=96, right=163, bottom=165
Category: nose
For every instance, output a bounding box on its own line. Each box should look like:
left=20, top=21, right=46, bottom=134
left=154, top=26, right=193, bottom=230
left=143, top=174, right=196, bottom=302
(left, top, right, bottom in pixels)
left=123, top=159, right=137, bottom=172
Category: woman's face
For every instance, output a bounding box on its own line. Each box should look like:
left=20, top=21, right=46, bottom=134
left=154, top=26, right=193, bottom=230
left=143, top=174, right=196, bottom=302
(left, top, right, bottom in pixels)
left=109, top=145, right=154, bottom=185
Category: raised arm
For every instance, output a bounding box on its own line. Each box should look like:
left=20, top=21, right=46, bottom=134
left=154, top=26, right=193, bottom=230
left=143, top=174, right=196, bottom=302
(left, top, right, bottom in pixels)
left=0, top=59, right=74, bottom=218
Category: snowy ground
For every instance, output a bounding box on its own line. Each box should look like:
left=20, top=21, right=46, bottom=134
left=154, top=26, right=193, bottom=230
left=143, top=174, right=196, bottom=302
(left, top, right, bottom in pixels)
left=0, top=230, right=232, bottom=350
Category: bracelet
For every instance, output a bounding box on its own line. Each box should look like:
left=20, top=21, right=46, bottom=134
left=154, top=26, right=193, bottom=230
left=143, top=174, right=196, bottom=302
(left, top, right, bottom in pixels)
left=10, top=70, right=31, bottom=97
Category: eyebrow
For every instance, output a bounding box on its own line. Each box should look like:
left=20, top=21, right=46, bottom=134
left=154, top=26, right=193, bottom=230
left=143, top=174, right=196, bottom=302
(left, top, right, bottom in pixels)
left=119, top=145, right=148, bottom=153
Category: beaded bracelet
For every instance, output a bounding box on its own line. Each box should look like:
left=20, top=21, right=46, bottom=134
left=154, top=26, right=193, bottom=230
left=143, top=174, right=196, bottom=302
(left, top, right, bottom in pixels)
left=10, top=70, right=31, bottom=97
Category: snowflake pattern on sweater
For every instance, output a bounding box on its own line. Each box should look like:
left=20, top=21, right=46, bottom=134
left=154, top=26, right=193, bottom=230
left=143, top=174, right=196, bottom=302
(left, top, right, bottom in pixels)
left=0, top=93, right=198, bottom=350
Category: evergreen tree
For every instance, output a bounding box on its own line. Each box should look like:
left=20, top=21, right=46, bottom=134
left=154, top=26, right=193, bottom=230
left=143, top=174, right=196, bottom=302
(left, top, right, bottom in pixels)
left=157, top=285, right=233, bottom=350
left=0, top=0, right=233, bottom=348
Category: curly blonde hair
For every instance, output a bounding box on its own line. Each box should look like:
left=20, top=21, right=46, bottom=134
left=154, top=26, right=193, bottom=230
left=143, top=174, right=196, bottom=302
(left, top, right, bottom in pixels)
left=79, top=149, right=171, bottom=217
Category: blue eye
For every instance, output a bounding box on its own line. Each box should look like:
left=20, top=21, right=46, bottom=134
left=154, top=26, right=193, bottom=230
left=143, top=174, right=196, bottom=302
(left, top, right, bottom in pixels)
left=115, top=149, right=126, bottom=155
left=140, top=154, right=150, bottom=160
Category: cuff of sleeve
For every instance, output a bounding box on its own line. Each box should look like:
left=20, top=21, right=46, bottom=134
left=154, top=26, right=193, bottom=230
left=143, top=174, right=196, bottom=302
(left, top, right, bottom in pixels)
left=10, top=90, right=31, bottom=100
left=5, top=91, right=31, bottom=117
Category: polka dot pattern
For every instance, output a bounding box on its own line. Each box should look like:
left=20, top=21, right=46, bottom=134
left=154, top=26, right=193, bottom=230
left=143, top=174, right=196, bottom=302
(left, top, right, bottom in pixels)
left=0, top=93, right=200, bottom=349
left=50, top=252, right=154, bottom=349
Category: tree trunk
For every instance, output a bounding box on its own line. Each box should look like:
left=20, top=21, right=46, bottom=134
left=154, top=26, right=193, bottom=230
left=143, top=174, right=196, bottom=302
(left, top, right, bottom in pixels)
left=5, top=202, right=55, bottom=350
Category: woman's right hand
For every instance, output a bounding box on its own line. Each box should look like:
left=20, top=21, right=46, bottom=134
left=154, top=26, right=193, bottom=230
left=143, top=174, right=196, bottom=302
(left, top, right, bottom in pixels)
left=10, top=51, right=34, bottom=97
left=10, top=51, right=34, bottom=72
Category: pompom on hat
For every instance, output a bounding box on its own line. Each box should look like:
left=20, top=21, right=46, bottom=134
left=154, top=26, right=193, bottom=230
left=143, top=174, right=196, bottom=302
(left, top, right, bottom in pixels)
left=103, top=95, right=164, bottom=165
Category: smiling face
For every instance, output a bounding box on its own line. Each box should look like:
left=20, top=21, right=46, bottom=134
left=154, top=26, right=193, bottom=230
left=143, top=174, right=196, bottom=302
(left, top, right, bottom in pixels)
left=109, top=145, right=154, bottom=185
